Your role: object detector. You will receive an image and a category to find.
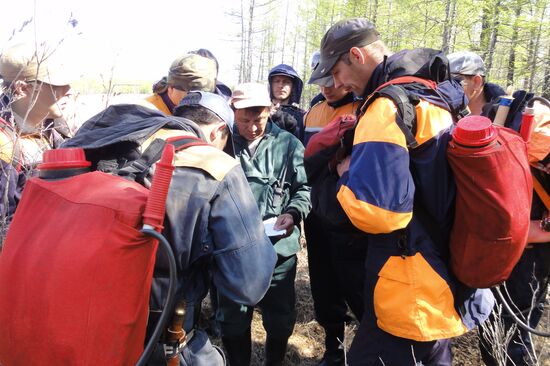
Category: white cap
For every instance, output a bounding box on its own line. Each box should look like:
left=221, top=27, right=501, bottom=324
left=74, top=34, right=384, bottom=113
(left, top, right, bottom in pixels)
left=0, top=42, right=74, bottom=86
left=231, top=82, right=272, bottom=109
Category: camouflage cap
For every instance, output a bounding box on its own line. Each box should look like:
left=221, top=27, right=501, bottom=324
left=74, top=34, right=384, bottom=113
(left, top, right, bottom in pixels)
left=167, top=54, right=216, bottom=92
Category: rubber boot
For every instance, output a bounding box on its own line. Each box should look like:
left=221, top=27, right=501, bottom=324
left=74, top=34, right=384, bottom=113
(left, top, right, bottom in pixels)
left=265, top=335, right=288, bottom=366
left=319, top=324, right=345, bottom=366
left=222, top=327, right=251, bottom=366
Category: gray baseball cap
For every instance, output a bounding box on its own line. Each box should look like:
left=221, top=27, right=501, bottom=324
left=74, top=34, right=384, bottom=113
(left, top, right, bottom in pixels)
left=447, top=51, right=486, bottom=76
left=175, top=91, right=234, bottom=130
left=175, top=91, right=236, bottom=156
left=309, top=51, right=334, bottom=87
left=308, top=18, right=379, bottom=85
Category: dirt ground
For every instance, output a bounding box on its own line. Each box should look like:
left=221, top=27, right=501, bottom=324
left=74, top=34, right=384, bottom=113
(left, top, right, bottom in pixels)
left=206, top=243, right=549, bottom=366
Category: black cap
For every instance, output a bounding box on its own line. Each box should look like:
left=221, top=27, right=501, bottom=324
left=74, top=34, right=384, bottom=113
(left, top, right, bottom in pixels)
left=309, top=18, right=379, bottom=85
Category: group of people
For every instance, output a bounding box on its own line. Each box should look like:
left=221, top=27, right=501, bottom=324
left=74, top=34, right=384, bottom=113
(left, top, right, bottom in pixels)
left=0, top=16, right=548, bottom=366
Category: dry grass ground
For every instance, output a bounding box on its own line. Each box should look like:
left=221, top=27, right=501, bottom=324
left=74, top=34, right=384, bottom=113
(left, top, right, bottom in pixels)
left=206, top=243, right=549, bottom=366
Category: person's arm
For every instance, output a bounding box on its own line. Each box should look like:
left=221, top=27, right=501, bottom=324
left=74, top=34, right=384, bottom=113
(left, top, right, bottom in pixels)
left=336, top=97, right=415, bottom=234
left=209, top=166, right=277, bottom=305
left=0, top=159, right=24, bottom=225
left=527, top=218, right=550, bottom=244
left=280, top=138, right=311, bottom=229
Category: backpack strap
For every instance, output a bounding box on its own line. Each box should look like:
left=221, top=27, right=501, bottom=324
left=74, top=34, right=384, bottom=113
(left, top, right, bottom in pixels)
left=359, top=75, right=469, bottom=150
left=360, top=83, right=420, bottom=149
left=533, top=175, right=550, bottom=211
left=118, top=135, right=206, bottom=183
left=376, top=76, right=437, bottom=91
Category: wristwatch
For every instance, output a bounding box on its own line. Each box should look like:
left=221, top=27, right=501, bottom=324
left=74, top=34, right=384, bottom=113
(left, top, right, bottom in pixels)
left=540, top=217, right=550, bottom=232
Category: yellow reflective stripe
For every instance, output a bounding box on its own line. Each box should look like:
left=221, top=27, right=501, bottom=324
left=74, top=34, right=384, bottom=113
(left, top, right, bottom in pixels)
left=374, top=253, right=468, bottom=341
left=337, top=185, right=412, bottom=234
left=355, top=97, right=453, bottom=149
left=305, top=101, right=356, bottom=129
left=414, top=100, right=453, bottom=146
left=354, top=98, right=407, bottom=148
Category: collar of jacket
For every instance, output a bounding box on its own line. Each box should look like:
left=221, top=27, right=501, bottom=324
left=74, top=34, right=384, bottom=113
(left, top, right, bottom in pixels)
left=327, top=92, right=355, bottom=109
left=483, top=82, right=505, bottom=102
left=159, top=91, right=176, bottom=113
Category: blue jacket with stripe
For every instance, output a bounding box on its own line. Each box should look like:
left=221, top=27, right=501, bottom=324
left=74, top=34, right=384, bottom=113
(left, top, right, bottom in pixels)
left=336, top=51, right=494, bottom=342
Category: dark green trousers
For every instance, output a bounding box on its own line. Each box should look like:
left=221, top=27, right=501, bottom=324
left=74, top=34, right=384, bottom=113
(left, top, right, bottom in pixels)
left=216, top=254, right=297, bottom=338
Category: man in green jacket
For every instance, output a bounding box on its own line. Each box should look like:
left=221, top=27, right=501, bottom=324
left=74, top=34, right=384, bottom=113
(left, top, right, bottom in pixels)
left=217, top=82, right=311, bottom=366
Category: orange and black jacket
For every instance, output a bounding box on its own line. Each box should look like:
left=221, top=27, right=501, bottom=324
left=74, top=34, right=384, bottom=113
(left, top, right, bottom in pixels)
left=144, top=93, right=173, bottom=115
left=304, top=93, right=358, bottom=229
left=336, top=51, right=495, bottom=341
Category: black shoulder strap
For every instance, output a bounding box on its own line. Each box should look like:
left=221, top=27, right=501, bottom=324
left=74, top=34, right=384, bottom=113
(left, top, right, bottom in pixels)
left=118, top=136, right=206, bottom=183
left=360, top=84, right=420, bottom=150
left=272, top=142, right=297, bottom=209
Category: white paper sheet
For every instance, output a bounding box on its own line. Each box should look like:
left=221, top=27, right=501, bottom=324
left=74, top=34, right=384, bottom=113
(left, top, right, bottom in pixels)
left=263, top=217, right=286, bottom=237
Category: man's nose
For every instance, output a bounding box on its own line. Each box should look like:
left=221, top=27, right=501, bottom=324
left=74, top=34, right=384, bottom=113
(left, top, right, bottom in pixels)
left=333, top=77, right=343, bottom=89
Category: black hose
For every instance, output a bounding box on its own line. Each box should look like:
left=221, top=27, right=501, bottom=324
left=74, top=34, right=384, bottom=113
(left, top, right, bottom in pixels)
left=135, top=228, right=179, bottom=366
left=494, top=286, right=550, bottom=337
left=527, top=96, right=550, bottom=109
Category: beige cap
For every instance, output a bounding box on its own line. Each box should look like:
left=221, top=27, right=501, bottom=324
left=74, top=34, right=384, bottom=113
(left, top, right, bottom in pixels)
left=231, top=82, right=272, bottom=109
left=0, top=42, right=73, bottom=86
left=167, top=53, right=216, bottom=92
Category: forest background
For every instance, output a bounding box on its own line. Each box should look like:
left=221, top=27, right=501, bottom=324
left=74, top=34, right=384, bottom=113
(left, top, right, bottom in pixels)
left=231, top=0, right=550, bottom=106
left=1, top=1, right=549, bottom=364
left=2, top=0, right=549, bottom=111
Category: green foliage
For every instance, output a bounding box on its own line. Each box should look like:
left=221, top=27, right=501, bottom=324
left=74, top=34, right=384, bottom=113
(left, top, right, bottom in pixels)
left=231, top=0, right=550, bottom=107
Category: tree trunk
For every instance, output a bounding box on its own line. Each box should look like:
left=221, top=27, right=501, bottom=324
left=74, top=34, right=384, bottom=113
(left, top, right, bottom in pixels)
left=245, top=0, right=255, bottom=82
left=527, top=1, right=547, bottom=91
left=543, top=36, right=550, bottom=99
left=449, top=0, right=458, bottom=52
left=239, top=0, right=246, bottom=83
left=506, top=0, right=523, bottom=86
left=291, top=10, right=299, bottom=67
left=480, top=2, right=492, bottom=58
left=441, top=0, right=453, bottom=53
left=281, top=0, right=290, bottom=63
left=485, top=0, right=501, bottom=76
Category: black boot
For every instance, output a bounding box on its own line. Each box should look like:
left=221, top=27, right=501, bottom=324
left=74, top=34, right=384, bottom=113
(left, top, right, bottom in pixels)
left=319, top=324, right=345, bottom=366
left=265, top=336, right=288, bottom=366
left=222, top=327, right=251, bottom=366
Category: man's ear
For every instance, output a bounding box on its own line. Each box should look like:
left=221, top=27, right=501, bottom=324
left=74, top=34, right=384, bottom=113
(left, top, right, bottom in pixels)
left=473, top=75, right=484, bottom=91
left=350, top=47, right=366, bottom=65
left=12, top=80, right=29, bottom=98
left=210, top=122, right=227, bottom=141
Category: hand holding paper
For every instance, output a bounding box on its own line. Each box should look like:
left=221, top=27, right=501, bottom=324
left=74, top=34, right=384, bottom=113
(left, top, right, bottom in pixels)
left=264, top=217, right=286, bottom=237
